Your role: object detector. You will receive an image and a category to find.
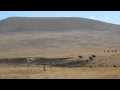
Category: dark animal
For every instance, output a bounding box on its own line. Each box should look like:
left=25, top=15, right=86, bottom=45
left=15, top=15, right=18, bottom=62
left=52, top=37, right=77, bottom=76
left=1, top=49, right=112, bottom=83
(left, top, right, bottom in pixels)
left=104, top=51, right=105, bottom=52
left=89, top=57, right=93, bottom=61
left=108, top=50, right=109, bottom=52
left=43, top=67, right=46, bottom=71
left=78, top=56, right=83, bottom=59
left=112, top=50, right=113, bottom=52
left=86, top=60, right=89, bottom=63
left=91, top=55, right=96, bottom=58
left=114, top=65, right=116, bottom=67
left=115, top=50, right=117, bottom=52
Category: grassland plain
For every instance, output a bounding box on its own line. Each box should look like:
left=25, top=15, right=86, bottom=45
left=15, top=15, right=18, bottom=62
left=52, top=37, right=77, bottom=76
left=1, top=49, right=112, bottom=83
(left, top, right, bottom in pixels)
left=0, top=66, right=120, bottom=79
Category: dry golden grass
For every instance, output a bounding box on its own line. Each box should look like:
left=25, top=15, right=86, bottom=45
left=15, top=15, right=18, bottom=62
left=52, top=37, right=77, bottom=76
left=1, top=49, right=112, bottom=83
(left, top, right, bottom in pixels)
left=0, top=66, right=120, bottom=79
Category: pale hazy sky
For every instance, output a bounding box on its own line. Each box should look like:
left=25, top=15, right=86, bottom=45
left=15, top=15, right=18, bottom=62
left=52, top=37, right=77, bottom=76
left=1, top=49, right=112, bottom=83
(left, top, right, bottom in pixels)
left=0, top=11, right=120, bottom=25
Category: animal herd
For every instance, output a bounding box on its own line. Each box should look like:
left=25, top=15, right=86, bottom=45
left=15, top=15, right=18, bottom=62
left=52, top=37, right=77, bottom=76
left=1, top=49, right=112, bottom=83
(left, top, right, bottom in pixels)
left=104, top=50, right=117, bottom=52
left=78, top=55, right=96, bottom=65
left=78, top=50, right=118, bottom=68
left=43, top=50, right=119, bottom=71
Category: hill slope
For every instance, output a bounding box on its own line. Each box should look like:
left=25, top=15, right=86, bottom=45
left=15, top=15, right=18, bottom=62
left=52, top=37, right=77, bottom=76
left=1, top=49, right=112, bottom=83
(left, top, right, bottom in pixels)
left=0, top=17, right=120, bottom=58
left=0, top=17, right=120, bottom=33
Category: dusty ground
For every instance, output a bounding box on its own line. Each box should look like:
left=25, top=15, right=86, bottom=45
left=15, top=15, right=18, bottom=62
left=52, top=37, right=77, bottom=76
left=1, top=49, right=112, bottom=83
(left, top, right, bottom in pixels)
left=0, top=66, right=120, bottom=79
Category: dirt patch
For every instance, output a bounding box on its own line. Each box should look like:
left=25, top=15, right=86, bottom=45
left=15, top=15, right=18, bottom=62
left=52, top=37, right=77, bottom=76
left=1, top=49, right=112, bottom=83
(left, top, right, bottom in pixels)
left=0, top=57, right=71, bottom=66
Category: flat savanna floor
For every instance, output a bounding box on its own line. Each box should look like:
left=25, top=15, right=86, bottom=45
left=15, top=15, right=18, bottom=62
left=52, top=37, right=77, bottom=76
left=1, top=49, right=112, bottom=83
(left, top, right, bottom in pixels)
left=0, top=66, right=120, bottom=79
